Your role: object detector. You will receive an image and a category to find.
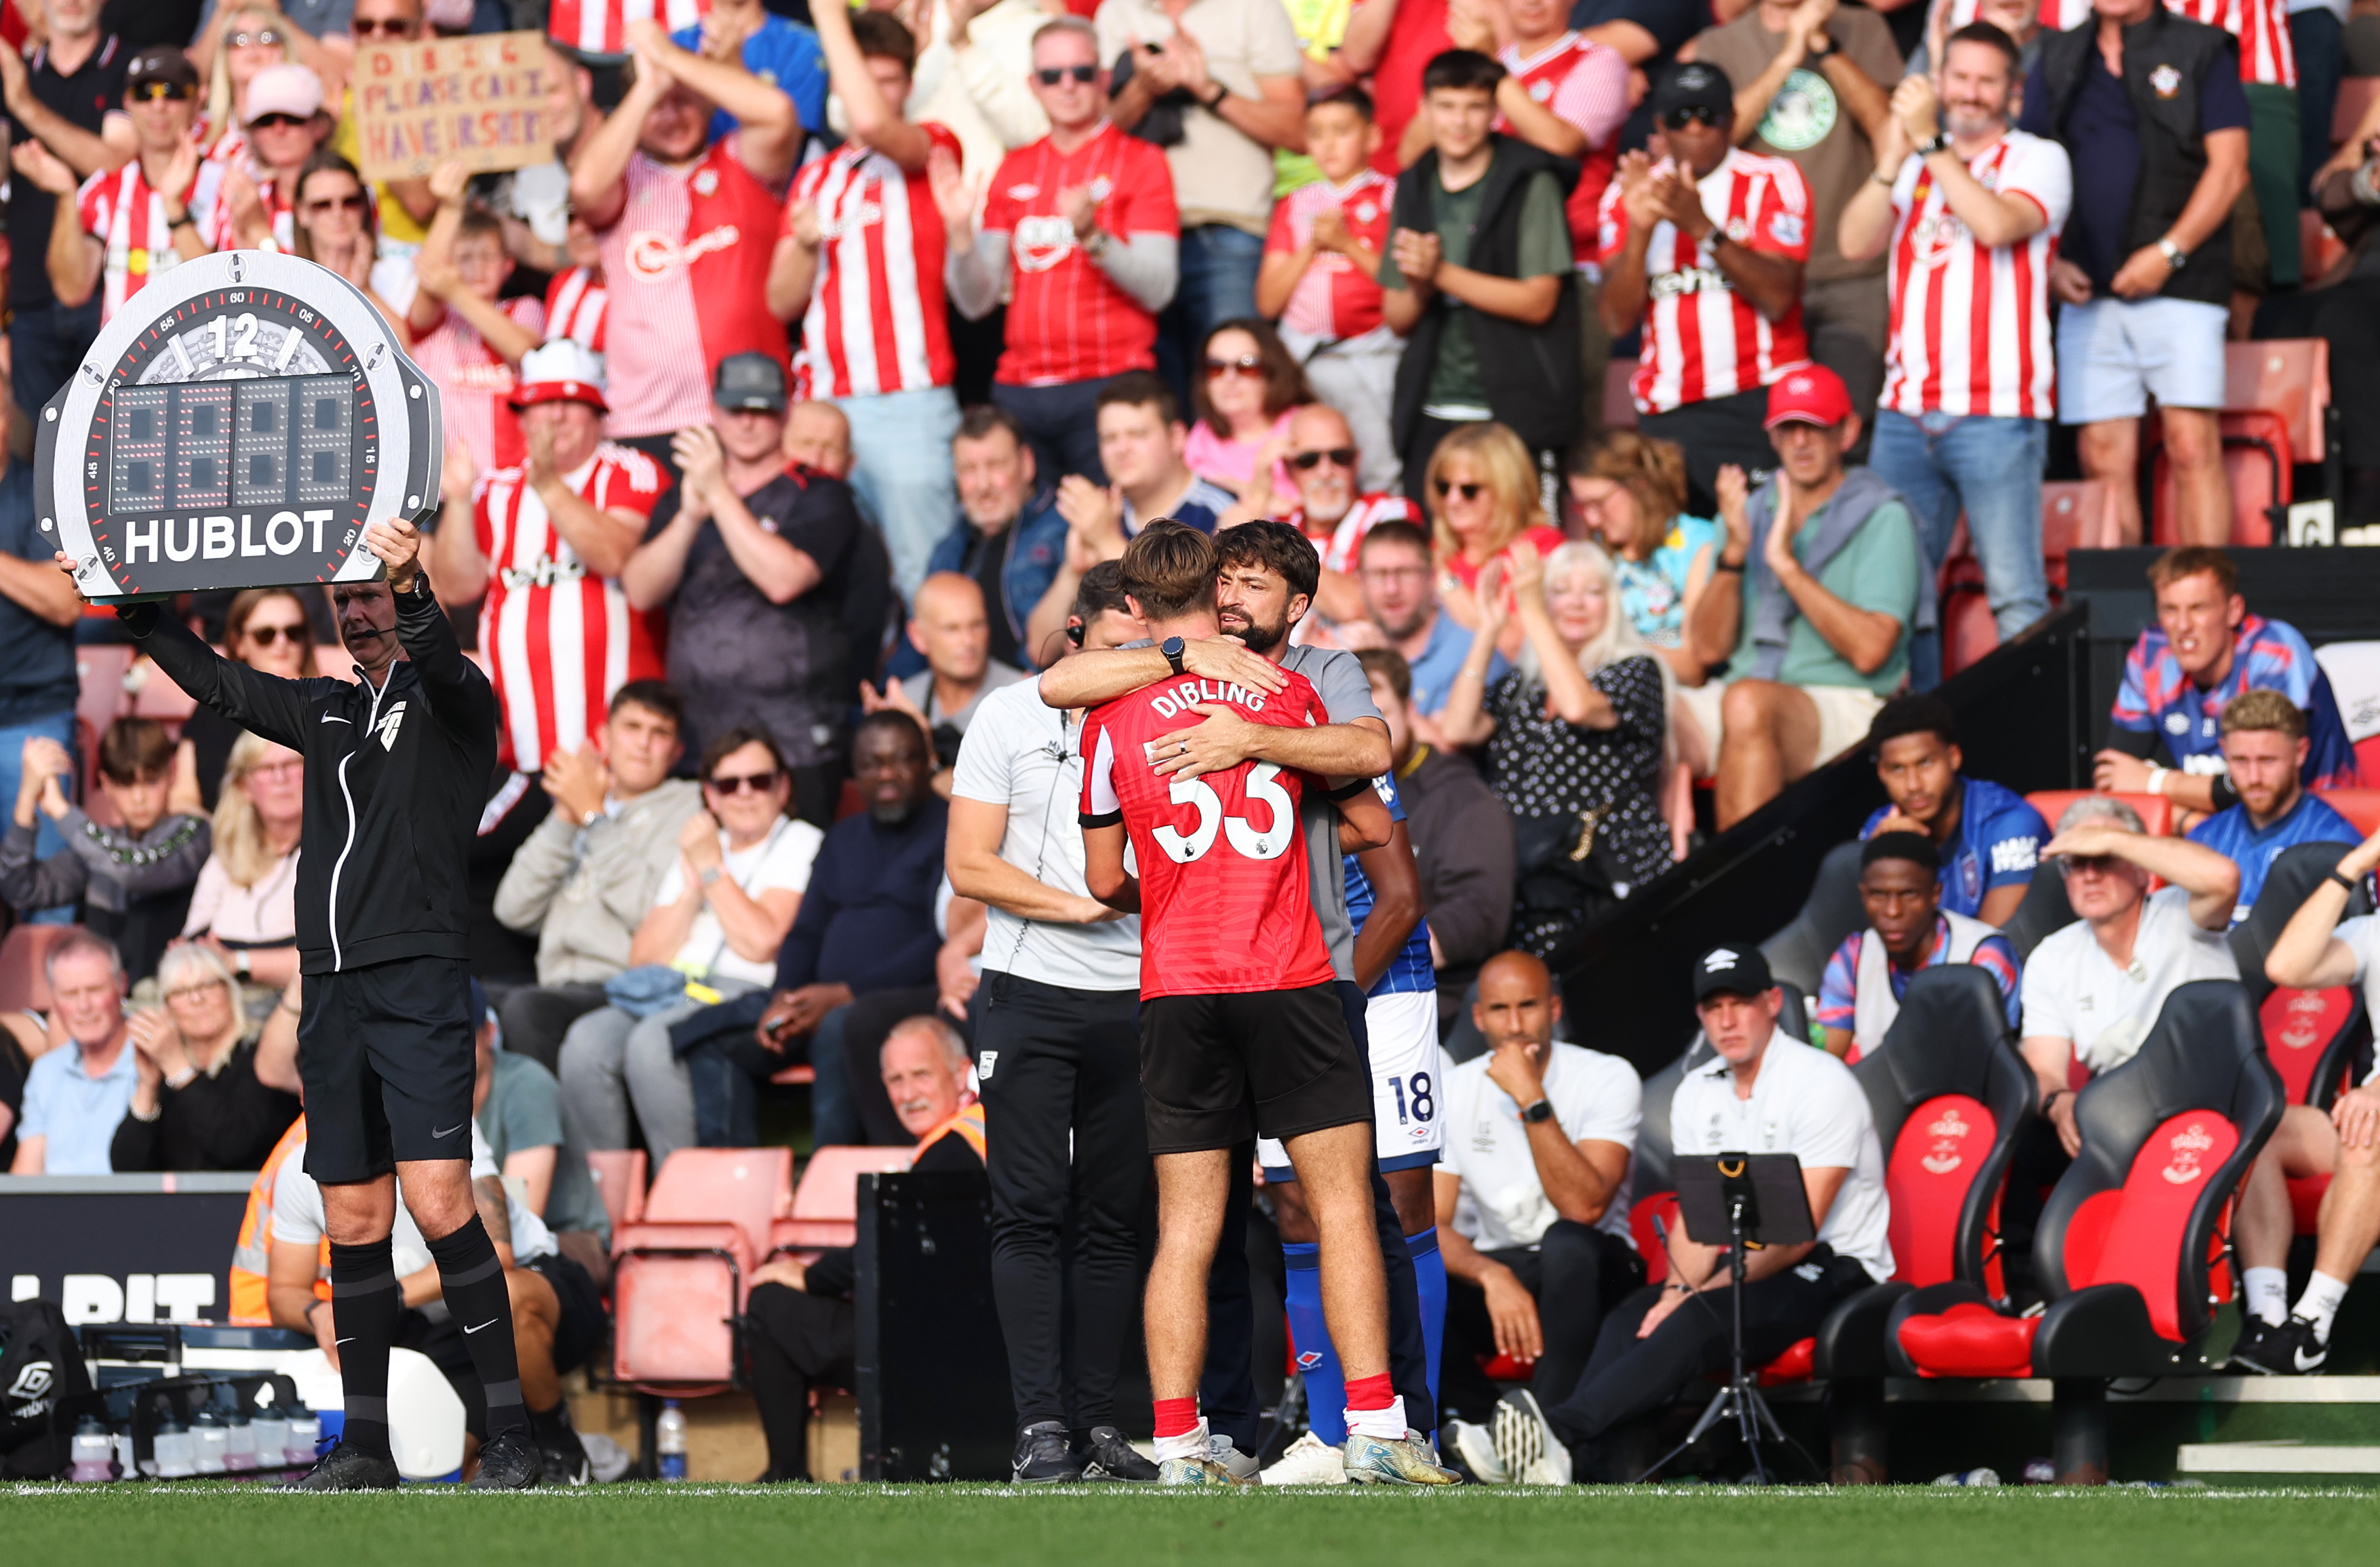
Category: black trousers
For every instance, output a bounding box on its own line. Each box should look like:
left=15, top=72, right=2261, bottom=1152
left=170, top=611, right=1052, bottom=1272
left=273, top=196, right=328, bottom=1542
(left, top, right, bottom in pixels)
left=991, top=376, right=1116, bottom=486
left=1639, top=386, right=1776, bottom=519
left=1439, top=1221, right=1644, bottom=1425
left=1540, top=1246, right=1870, bottom=1480
left=496, top=983, right=609, bottom=1075
left=977, top=972, right=1148, bottom=1430
left=1199, top=980, right=1437, bottom=1452
left=746, top=1280, right=854, bottom=1481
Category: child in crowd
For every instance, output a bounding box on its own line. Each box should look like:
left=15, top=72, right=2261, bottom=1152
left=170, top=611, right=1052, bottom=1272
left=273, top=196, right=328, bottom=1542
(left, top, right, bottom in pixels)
left=410, top=159, right=545, bottom=475
left=1257, top=86, right=1404, bottom=495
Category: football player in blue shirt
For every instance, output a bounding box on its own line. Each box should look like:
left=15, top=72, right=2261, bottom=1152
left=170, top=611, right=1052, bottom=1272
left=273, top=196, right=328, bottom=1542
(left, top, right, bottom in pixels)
left=1858, top=694, right=2048, bottom=927
left=2186, top=689, right=2359, bottom=926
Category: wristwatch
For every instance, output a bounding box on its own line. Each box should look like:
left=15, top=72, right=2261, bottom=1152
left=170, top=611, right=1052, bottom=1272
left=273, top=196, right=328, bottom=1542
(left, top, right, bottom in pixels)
left=1917, top=132, right=1951, bottom=157
left=233, top=949, right=252, bottom=979
left=1162, top=635, right=1188, bottom=676
left=1521, top=1097, right=1555, bottom=1124
left=1203, top=81, right=1229, bottom=110
left=2157, top=237, right=2188, bottom=270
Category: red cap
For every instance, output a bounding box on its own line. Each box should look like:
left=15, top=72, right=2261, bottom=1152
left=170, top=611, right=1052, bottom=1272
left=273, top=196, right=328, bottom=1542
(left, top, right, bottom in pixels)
left=1763, top=364, right=1854, bottom=430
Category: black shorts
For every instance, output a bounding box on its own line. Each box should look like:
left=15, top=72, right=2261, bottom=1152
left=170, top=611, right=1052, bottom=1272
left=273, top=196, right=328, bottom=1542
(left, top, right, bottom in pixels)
left=526, top=1252, right=605, bottom=1376
left=299, top=955, right=477, bottom=1184
left=1138, top=982, right=1372, bottom=1155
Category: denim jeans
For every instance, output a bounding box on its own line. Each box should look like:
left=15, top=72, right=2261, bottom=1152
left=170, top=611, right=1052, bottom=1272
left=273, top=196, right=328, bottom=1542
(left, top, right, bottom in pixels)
left=992, top=376, right=1115, bottom=487
left=833, top=385, right=962, bottom=603
left=0, top=709, right=77, bottom=922
left=1870, top=409, right=2048, bottom=690
left=9, top=298, right=100, bottom=420
left=1156, top=222, right=1265, bottom=397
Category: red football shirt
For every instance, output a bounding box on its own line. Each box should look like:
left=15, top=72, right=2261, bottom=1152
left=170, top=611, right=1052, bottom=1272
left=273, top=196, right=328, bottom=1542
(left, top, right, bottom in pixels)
left=1080, top=671, right=1337, bottom=998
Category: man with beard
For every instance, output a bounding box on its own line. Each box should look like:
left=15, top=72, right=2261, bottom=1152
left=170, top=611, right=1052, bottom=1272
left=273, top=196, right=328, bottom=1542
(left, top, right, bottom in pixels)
left=1334, top=520, right=1505, bottom=719
left=2185, top=690, right=2359, bottom=925
left=1838, top=22, right=2071, bottom=686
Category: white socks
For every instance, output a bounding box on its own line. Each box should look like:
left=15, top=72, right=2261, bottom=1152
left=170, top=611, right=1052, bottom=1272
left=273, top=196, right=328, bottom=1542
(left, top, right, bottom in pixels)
left=1344, top=1395, right=1407, bottom=1442
left=1153, top=1416, right=1211, bottom=1464
left=2244, top=1267, right=2290, bottom=1328
left=2295, top=1271, right=2351, bottom=1339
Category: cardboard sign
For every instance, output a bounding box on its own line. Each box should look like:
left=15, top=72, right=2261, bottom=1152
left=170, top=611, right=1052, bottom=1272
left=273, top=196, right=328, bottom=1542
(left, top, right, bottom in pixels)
left=352, top=31, right=555, bottom=183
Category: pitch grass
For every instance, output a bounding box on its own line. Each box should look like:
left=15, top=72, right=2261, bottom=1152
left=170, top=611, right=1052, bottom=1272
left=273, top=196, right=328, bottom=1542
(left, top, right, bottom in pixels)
left=5, top=1482, right=2375, bottom=1567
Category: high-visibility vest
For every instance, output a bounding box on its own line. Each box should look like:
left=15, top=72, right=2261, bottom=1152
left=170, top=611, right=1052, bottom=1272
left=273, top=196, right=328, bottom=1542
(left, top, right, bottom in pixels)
left=228, top=1117, right=329, bottom=1325
left=917, top=1099, right=986, bottom=1164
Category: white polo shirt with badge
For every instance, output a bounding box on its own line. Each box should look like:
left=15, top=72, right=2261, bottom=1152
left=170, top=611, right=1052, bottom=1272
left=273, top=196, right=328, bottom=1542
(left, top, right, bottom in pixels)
left=1670, top=1033, right=1894, bottom=1284
left=1441, top=1042, right=1641, bottom=1250
left=2019, top=886, right=2239, bottom=1075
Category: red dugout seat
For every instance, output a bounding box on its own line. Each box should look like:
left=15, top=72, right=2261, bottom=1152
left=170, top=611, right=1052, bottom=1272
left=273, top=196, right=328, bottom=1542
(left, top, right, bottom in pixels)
left=585, top=1149, right=648, bottom=1237
left=1893, top=982, right=2282, bottom=1482
left=2318, top=789, right=2380, bottom=841
left=610, top=1147, right=794, bottom=1395
left=770, top=1145, right=916, bottom=1255
left=2025, top=790, right=2173, bottom=839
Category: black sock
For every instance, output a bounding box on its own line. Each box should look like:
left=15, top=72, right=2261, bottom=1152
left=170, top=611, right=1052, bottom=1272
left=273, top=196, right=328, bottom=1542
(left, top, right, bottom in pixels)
left=530, top=1400, right=569, bottom=1437
left=423, top=1215, right=529, bottom=1437
left=327, top=1237, right=402, bottom=1460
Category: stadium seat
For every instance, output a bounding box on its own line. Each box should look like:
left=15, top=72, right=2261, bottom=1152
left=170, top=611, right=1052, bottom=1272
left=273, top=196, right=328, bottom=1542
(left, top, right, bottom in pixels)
left=125, top=657, right=197, bottom=722
left=2226, top=340, right=2330, bottom=467
left=2303, top=208, right=2348, bottom=285
left=0, top=922, right=89, bottom=1013
left=610, top=1147, right=794, bottom=1393
left=769, top=1145, right=917, bottom=1254
left=585, top=1149, right=648, bottom=1236
left=74, top=645, right=135, bottom=781
left=2317, top=789, right=2380, bottom=840
left=1603, top=358, right=1638, bottom=431
left=1998, top=860, right=2077, bottom=963
left=768, top=1063, right=817, bottom=1086
left=1893, top=981, right=2282, bottom=1482
left=2042, top=480, right=2115, bottom=571
left=1759, top=841, right=1866, bottom=1001
left=2024, top=790, right=2172, bottom=839
left=2147, top=411, right=2286, bottom=549
left=2335, top=75, right=2379, bottom=145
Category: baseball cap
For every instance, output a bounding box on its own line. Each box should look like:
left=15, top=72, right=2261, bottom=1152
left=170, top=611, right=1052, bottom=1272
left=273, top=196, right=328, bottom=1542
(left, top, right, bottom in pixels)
left=510, top=339, right=609, bottom=412
left=1692, top=944, right=1774, bottom=1004
left=1650, top=62, right=1732, bottom=121
left=125, top=45, right=200, bottom=98
left=1764, top=363, right=1854, bottom=430
left=244, top=62, right=324, bottom=123
left=713, top=352, right=788, bottom=414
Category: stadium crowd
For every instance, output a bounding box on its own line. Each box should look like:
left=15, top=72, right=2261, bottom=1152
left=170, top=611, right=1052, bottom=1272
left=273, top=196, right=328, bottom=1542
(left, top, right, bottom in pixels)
left=0, top=0, right=2377, bottom=1488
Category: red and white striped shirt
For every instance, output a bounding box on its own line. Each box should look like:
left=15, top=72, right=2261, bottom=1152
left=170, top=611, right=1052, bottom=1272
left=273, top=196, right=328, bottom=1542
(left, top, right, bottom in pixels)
left=981, top=121, right=1179, bottom=386
left=544, top=266, right=608, bottom=354
left=412, top=295, right=547, bottom=474
left=1264, top=170, right=1395, bottom=341
left=1881, top=131, right=2071, bottom=422
left=75, top=157, right=230, bottom=323
left=787, top=125, right=962, bottom=401
left=548, top=0, right=706, bottom=55
left=1307, top=493, right=1417, bottom=574
left=1597, top=148, right=1813, bottom=415
left=2166, top=0, right=2295, bottom=85
left=1496, top=32, right=1628, bottom=269
left=473, top=443, right=667, bottom=772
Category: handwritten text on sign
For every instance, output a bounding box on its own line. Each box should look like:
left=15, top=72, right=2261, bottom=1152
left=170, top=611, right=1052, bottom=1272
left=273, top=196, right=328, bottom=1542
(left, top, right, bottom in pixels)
left=354, top=31, right=553, bottom=183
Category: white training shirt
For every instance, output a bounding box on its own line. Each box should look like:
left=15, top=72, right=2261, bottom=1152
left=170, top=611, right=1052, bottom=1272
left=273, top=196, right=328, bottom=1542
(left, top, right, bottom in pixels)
left=272, top=1122, right=556, bottom=1280
left=649, top=816, right=826, bottom=988
left=1670, top=1031, right=1895, bottom=1283
left=2318, top=915, right=2380, bottom=1085
left=950, top=679, right=1143, bottom=993
left=2019, top=886, right=2239, bottom=1074
left=1441, top=1042, right=1641, bottom=1250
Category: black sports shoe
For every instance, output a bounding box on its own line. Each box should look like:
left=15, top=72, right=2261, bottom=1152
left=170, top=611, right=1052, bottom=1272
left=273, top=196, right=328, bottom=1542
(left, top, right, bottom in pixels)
left=2232, top=1314, right=2328, bottom=1375
left=282, top=1442, right=400, bottom=1491
left=1078, top=1425, right=1159, bottom=1482
left=539, top=1425, right=592, bottom=1486
left=468, top=1428, right=544, bottom=1490
left=1013, top=1420, right=1083, bottom=1483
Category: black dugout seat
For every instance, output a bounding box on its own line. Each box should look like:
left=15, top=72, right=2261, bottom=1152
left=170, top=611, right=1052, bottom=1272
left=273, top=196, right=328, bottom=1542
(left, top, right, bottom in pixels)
left=1892, top=981, right=2282, bottom=1482
left=1760, top=841, right=1866, bottom=1000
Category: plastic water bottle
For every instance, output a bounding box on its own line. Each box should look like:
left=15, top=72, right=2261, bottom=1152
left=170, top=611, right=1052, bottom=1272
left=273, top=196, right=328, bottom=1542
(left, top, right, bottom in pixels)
left=191, top=1408, right=229, bottom=1474
left=657, top=1400, right=688, bottom=1482
left=286, top=1407, right=321, bottom=1467
left=70, top=1415, right=114, bottom=1482
left=252, top=1406, right=290, bottom=1471
left=225, top=1400, right=259, bottom=1473
left=153, top=1416, right=196, bottom=1479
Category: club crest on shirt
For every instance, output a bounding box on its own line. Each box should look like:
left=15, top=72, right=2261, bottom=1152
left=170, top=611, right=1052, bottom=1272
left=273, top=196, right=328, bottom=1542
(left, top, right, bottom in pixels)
left=2166, top=711, right=2191, bottom=734
left=692, top=167, right=719, bottom=196
left=1013, top=214, right=1079, bottom=271
left=818, top=200, right=886, bottom=239
left=1529, top=78, right=1555, bottom=101
left=1353, top=201, right=1378, bottom=223
left=2150, top=64, right=2183, bottom=98
left=1007, top=182, right=1040, bottom=200
left=1087, top=175, right=1114, bottom=203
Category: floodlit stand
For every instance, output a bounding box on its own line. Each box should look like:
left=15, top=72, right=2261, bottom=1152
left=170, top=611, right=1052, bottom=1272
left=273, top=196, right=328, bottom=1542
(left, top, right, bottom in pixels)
left=1636, top=1152, right=1813, bottom=1486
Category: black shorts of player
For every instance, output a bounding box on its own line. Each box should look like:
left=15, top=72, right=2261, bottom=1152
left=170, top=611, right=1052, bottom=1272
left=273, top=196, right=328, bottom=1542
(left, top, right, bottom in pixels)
left=298, top=954, right=477, bottom=1184
left=1138, top=981, right=1373, bottom=1155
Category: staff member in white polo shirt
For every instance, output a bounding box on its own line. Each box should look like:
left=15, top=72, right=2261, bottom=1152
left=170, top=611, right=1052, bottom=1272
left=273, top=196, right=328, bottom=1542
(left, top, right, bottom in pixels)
left=944, top=560, right=1158, bottom=1486
left=2017, top=795, right=2240, bottom=1157
left=1493, top=944, right=1891, bottom=1484
left=1433, top=951, right=1642, bottom=1486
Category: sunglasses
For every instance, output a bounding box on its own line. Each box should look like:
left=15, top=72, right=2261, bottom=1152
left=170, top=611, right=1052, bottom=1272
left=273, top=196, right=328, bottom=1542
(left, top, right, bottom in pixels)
left=1432, top=479, right=1485, bottom=501
left=1661, top=105, right=1722, bottom=130
left=1205, top=355, right=1264, bottom=380
left=351, top=16, right=414, bottom=34
left=304, top=192, right=370, bottom=214
left=2057, top=853, right=2121, bottom=877
left=227, top=27, right=285, bottom=45
left=241, top=622, right=309, bottom=646
left=707, top=768, right=783, bottom=795
left=252, top=112, right=311, bottom=131
left=1288, top=447, right=1356, bottom=471
left=129, top=81, right=193, bottom=102
left=1036, top=64, right=1097, bottom=85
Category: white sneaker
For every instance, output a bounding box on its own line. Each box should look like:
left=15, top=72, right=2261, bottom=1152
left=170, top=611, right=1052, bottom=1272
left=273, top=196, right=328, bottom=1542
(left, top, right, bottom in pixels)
left=1209, top=1432, right=1262, bottom=1482
left=1445, top=1419, right=1509, bottom=1484
left=1259, top=1430, right=1348, bottom=1486
left=1491, top=1391, right=1572, bottom=1486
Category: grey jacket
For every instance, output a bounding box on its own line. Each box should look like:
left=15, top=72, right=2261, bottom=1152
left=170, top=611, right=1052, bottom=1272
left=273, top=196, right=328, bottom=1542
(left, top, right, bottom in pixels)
left=493, top=778, right=705, bottom=987
left=0, top=808, right=210, bottom=914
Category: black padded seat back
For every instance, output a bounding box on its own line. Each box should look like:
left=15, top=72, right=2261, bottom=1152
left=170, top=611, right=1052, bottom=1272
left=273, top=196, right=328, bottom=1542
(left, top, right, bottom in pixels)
left=2228, top=840, right=2364, bottom=1008
left=1761, top=841, right=1866, bottom=999
left=1998, top=860, right=2075, bottom=962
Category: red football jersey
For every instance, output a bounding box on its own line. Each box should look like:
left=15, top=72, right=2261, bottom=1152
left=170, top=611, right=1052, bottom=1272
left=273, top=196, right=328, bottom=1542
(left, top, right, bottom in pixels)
left=1080, top=671, right=1337, bottom=999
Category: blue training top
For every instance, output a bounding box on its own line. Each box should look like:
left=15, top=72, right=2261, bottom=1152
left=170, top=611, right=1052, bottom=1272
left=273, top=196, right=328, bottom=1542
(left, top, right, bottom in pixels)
left=1346, top=772, right=1435, bottom=997
left=1860, top=775, right=2048, bottom=919
left=2187, top=789, right=2360, bottom=926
